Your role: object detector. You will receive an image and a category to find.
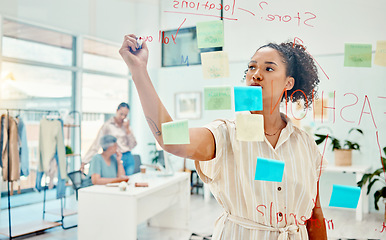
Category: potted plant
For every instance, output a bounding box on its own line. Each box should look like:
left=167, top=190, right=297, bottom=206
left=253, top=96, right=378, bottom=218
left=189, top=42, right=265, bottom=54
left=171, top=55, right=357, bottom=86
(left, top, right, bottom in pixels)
left=314, top=127, right=364, bottom=166
left=148, top=142, right=160, bottom=164
left=357, top=147, right=386, bottom=220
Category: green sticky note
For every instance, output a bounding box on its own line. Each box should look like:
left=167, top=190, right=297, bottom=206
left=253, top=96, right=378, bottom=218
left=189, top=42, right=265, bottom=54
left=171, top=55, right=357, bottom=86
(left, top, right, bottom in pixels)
left=162, top=120, right=190, bottom=145
left=344, top=43, right=372, bottom=67
left=204, top=86, right=232, bottom=110
left=196, top=20, right=224, bottom=49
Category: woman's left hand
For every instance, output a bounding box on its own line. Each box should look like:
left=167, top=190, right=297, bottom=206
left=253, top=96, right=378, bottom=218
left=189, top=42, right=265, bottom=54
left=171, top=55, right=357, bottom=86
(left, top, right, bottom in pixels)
left=123, top=119, right=131, bottom=134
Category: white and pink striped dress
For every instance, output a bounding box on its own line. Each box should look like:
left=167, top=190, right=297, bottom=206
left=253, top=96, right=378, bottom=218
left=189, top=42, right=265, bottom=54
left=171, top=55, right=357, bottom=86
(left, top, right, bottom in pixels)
left=195, top=113, right=327, bottom=240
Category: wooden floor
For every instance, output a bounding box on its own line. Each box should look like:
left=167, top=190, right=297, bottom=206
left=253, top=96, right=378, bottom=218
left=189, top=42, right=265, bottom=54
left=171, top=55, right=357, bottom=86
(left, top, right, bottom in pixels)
left=0, top=193, right=385, bottom=240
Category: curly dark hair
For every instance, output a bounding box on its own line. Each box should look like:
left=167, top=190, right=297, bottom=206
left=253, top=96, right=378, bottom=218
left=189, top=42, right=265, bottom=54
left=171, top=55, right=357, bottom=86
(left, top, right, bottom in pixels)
left=243, top=42, right=319, bottom=108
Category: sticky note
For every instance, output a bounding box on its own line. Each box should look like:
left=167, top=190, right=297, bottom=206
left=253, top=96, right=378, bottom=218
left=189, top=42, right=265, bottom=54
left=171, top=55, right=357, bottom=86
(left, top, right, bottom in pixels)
left=329, top=185, right=361, bottom=209
left=236, top=113, right=264, bottom=141
left=204, top=86, right=232, bottom=110
left=161, top=120, right=190, bottom=145
left=201, top=51, right=229, bottom=79
left=234, top=86, right=263, bottom=112
left=344, top=43, right=372, bottom=67
left=254, top=157, right=285, bottom=182
left=313, top=98, right=328, bottom=120
left=374, top=41, right=386, bottom=67
left=196, top=20, right=224, bottom=48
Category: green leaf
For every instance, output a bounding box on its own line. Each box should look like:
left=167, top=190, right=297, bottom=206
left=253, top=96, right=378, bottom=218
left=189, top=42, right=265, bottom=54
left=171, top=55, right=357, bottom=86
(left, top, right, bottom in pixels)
left=314, top=134, right=328, bottom=145
left=367, top=178, right=379, bottom=195
left=348, top=128, right=363, bottom=135
left=357, top=173, right=371, bottom=188
left=331, top=138, right=341, bottom=150
left=382, top=157, right=386, bottom=168
left=374, top=190, right=382, bottom=210
left=369, top=168, right=384, bottom=180
left=383, top=147, right=386, bottom=157
left=352, top=143, right=360, bottom=151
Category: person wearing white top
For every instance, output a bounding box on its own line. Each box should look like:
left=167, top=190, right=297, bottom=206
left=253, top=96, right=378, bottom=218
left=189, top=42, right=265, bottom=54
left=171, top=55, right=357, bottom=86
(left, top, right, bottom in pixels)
left=82, top=102, right=137, bottom=176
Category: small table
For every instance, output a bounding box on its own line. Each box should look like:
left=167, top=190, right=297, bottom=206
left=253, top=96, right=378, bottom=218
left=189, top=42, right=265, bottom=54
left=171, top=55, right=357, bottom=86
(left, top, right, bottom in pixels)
left=324, top=165, right=371, bottom=221
left=78, top=172, right=190, bottom=240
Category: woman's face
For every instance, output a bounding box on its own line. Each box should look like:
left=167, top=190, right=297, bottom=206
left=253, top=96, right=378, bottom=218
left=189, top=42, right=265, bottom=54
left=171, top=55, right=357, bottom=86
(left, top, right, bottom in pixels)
left=245, top=47, right=294, bottom=106
left=105, top=143, right=118, bottom=154
left=115, top=107, right=129, bottom=124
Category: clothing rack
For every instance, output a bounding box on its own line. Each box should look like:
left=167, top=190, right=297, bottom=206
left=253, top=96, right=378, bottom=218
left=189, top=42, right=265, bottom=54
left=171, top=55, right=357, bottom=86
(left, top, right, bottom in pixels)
left=42, top=110, right=81, bottom=229
left=0, top=108, right=64, bottom=239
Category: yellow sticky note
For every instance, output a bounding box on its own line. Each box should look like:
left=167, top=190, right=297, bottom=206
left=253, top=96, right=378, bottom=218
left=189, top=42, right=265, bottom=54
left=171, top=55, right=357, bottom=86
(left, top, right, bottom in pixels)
left=236, top=113, right=264, bottom=142
left=201, top=51, right=229, bottom=79
left=313, top=98, right=328, bottom=120
left=375, top=41, right=386, bottom=67
left=196, top=20, right=224, bottom=49
left=162, top=120, right=190, bottom=145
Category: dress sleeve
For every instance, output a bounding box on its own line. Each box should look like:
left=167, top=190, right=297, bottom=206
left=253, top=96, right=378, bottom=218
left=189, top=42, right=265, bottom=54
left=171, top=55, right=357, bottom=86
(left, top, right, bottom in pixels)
left=88, top=155, right=102, bottom=177
left=126, top=132, right=137, bottom=150
left=194, top=120, right=228, bottom=184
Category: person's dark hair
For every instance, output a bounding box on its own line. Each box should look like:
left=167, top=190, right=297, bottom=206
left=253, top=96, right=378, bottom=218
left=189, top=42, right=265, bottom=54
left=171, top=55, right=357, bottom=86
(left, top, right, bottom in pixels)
left=117, top=102, right=130, bottom=111
left=243, top=42, right=319, bottom=108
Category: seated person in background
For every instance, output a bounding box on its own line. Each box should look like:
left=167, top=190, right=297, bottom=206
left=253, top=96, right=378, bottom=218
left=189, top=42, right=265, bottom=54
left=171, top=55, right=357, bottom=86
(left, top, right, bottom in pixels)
left=88, top=135, right=129, bottom=185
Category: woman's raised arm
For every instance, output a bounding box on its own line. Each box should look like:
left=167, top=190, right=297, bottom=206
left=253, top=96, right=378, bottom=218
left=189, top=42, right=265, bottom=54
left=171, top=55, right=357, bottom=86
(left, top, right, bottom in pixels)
left=119, top=34, right=215, bottom=161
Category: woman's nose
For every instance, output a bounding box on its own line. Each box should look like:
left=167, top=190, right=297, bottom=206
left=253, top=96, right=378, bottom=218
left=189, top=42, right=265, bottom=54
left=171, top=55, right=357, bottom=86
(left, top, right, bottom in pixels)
left=252, top=69, right=262, bottom=81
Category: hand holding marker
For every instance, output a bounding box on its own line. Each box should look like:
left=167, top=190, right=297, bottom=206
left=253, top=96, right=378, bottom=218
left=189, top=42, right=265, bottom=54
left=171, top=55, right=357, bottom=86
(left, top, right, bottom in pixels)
left=130, top=37, right=143, bottom=53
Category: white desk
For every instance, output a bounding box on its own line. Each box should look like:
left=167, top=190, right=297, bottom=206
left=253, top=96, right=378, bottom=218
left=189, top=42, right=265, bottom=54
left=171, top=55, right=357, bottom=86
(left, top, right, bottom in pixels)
left=324, top=165, right=371, bottom=221
left=78, top=172, right=190, bottom=240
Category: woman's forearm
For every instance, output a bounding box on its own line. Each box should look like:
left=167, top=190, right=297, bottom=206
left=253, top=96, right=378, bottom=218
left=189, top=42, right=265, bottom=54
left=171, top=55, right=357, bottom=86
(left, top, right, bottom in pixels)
left=92, top=177, right=117, bottom=185
left=130, top=68, right=175, bottom=149
left=307, top=207, right=327, bottom=239
left=117, top=161, right=125, bottom=176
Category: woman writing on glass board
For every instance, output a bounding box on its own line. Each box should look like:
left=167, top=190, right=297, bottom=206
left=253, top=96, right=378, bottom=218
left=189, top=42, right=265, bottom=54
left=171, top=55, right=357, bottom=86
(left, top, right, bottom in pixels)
left=119, top=34, right=327, bottom=239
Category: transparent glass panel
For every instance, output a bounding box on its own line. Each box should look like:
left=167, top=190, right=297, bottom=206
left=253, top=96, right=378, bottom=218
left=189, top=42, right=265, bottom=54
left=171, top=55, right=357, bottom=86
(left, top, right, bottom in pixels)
left=2, top=19, right=73, bottom=66
left=0, top=62, right=72, bottom=193
left=2, top=37, right=73, bottom=66
left=83, top=38, right=128, bottom=75
left=83, top=53, right=128, bottom=75
left=81, top=73, right=129, bottom=155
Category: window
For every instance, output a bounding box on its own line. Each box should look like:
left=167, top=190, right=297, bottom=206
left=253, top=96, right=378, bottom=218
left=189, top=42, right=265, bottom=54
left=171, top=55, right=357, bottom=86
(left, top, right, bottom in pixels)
left=0, top=19, right=74, bottom=196
left=81, top=38, right=130, bottom=157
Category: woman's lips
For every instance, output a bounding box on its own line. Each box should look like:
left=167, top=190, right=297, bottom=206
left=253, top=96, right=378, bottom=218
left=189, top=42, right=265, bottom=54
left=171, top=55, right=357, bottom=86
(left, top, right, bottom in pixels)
left=250, top=83, right=262, bottom=88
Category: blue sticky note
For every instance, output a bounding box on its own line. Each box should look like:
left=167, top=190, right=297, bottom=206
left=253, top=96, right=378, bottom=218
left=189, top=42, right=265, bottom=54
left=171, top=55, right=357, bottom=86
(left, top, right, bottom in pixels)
left=329, top=185, right=361, bottom=209
left=234, top=86, right=263, bottom=112
left=254, top=158, right=285, bottom=182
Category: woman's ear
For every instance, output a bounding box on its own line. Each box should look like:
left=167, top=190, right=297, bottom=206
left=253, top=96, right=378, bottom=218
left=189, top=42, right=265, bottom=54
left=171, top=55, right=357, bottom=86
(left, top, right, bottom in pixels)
left=285, top=77, right=295, bottom=91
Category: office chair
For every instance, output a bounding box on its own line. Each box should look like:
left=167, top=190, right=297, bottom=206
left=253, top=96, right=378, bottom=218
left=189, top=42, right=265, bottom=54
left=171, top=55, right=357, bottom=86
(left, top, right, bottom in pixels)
left=132, top=154, right=142, bottom=174
left=67, top=170, right=92, bottom=200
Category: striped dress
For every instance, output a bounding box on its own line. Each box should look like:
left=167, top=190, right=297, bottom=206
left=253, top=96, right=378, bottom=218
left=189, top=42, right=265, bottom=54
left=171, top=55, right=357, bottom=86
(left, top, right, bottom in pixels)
left=195, top=113, right=327, bottom=240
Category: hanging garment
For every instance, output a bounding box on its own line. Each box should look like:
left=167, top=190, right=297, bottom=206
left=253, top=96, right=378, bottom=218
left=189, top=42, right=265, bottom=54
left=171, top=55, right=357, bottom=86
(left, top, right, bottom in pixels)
left=0, top=115, right=4, bottom=168
left=39, top=118, right=66, bottom=182
left=17, top=117, right=29, bottom=177
left=1, top=114, right=20, bottom=181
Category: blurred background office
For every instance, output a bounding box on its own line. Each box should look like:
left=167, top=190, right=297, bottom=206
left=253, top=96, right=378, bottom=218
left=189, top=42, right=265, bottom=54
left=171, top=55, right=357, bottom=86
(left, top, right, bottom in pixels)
left=0, top=0, right=385, bottom=239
